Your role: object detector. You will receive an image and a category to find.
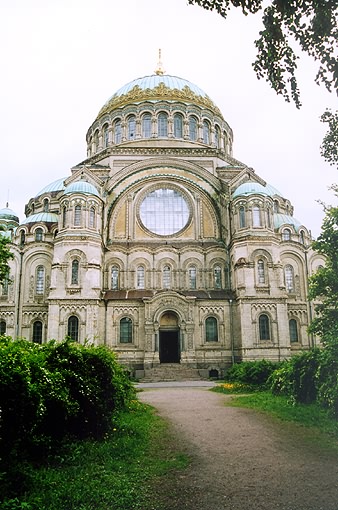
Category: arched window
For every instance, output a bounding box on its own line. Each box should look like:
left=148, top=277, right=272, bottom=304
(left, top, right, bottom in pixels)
left=20, top=230, right=25, bottom=246
left=36, top=265, right=45, bottom=294
left=299, top=230, right=305, bottom=244
left=103, top=124, right=109, bottom=147
left=114, top=119, right=122, bottom=144
left=74, top=205, right=81, bottom=226
left=62, top=206, right=67, bottom=228
left=111, top=265, right=119, bottom=290
left=142, top=113, right=152, bottom=138
left=127, top=115, right=136, bottom=140
left=205, top=317, right=218, bottom=342
left=174, top=113, right=183, bottom=138
left=274, top=200, right=279, bottom=213
left=252, top=206, right=261, bottom=227
left=203, top=120, right=210, bottom=144
left=163, top=265, right=171, bottom=289
left=158, top=112, right=168, bottom=137
left=257, top=259, right=265, bottom=284
left=68, top=315, right=79, bottom=341
left=215, top=126, right=221, bottom=148
left=259, top=314, right=270, bottom=340
left=2, top=277, right=9, bottom=296
left=289, top=319, right=299, bottom=343
left=89, top=207, right=95, bottom=228
left=120, top=317, right=132, bottom=343
left=43, top=199, right=49, bottom=212
left=137, top=266, right=145, bottom=289
left=71, top=260, right=79, bottom=285
left=282, top=228, right=291, bottom=241
left=285, top=265, right=294, bottom=293
left=239, top=206, right=246, bottom=228
left=35, top=228, right=43, bottom=242
left=189, top=116, right=198, bottom=141
left=0, top=320, right=6, bottom=335
left=214, top=266, right=222, bottom=289
left=33, top=321, right=43, bottom=344
left=267, top=209, right=272, bottom=228
left=188, top=266, right=197, bottom=289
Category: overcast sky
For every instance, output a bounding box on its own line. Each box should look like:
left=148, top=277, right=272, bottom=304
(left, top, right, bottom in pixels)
left=0, top=0, right=337, bottom=237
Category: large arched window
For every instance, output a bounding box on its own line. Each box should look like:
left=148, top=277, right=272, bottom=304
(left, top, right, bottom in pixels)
left=0, top=320, right=6, bottom=335
left=137, top=265, right=145, bottom=289
left=36, top=265, right=45, bottom=294
left=257, top=259, right=265, bottom=284
left=214, top=266, right=222, bottom=289
left=285, top=265, right=294, bottom=293
left=89, top=207, right=95, bottom=228
left=289, top=319, right=299, bottom=343
left=189, top=116, right=198, bottom=141
left=71, top=259, right=79, bottom=285
left=205, top=317, right=218, bottom=342
left=74, top=205, right=81, bottom=226
left=203, top=120, right=210, bottom=144
left=114, top=119, right=122, bottom=144
left=158, top=112, right=168, bottom=137
left=35, top=228, right=43, bottom=242
left=162, top=265, right=171, bottom=289
left=127, top=115, right=136, bottom=140
left=259, top=314, right=270, bottom=341
left=33, top=321, right=43, bottom=344
left=282, top=228, right=291, bottom=241
left=252, top=206, right=261, bottom=227
left=239, top=206, right=246, bottom=228
left=188, top=266, right=197, bottom=289
left=120, top=317, right=132, bottom=343
left=103, top=124, right=109, bottom=147
left=68, top=315, right=79, bottom=341
left=111, top=265, right=119, bottom=290
left=174, top=113, right=183, bottom=138
left=142, top=113, right=152, bottom=138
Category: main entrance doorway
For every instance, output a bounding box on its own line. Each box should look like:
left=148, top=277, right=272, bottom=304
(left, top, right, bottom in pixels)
left=159, top=311, right=180, bottom=363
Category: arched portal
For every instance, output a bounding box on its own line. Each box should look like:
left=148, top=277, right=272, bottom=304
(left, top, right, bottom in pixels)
left=159, top=311, right=180, bottom=363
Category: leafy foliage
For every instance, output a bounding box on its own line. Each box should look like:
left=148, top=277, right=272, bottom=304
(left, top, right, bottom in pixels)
left=320, top=109, right=338, bottom=165
left=224, top=359, right=280, bottom=386
left=0, top=228, right=13, bottom=285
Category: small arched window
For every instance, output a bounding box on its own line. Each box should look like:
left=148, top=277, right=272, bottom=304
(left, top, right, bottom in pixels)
left=203, top=120, right=210, bottom=144
left=299, top=230, right=305, bottom=244
left=189, top=116, right=198, bottom=141
left=257, top=259, right=265, bottom=284
left=142, top=113, right=152, bottom=138
left=188, top=266, right=197, bottom=289
left=289, top=319, right=299, bottom=343
left=62, top=206, right=67, bottom=228
left=163, top=265, right=171, bottom=289
left=239, top=206, right=246, bottom=228
left=36, top=265, right=45, bottom=294
left=205, top=317, right=218, bottom=342
left=285, top=265, right=294, bottom=293
left=43, top=199, right=49, bottom=212
left=120, top=317, right=132, bottom=343
left=111, top=265, right=119, bottom=290
left=267, top=209, right=272, bottom=228
left=252, top=206, right=261, bottom=227
left=274, top=200, right=279, bottom=213
left=214, top=266, right=222, bottom=289
left=127, top=115, right=136, bottom=140
left=94, top=130, right=99, bottom=151
left=137, top=266, right=145, bottom=289
left=174, top=113, right=183, bottom=138
left=89, top=207, right=95, bottom=228
left=2, top=277, right=9, bottom=296
left=33, top=321, right=43, bottom=344
left=103, top=124, right=109, bottom=147
left=74, top=205, right=81, bottom=226
left=0, top=320, right=6, bottom=335
left=215, top=126, right=221, bottom=148
left=282, top=228, right=291, bottom=241
left=35, top=228, right=43, bottom=242
left=71, top=259, right=79, bottom=285
left=158, top=112, right=168, bottom=137
left=259, top=314, right=270, bottom=341
left=68, top=315, right=79, bottom=342
left=20, top=230, right=26, bottom=246
left=114, top=119, right=122, bottom=144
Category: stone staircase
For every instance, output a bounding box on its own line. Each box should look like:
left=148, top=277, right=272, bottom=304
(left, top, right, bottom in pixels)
left=142, top=363, right=205, bottom=382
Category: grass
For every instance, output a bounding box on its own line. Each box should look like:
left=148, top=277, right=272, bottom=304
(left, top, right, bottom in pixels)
left=1, top=400, right=189, bottom=510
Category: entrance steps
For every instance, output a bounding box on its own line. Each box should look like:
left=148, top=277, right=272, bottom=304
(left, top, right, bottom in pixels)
left=142, top=363, right=204, bottom=382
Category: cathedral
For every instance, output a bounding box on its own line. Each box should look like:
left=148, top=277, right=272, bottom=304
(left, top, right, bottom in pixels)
left=0, top=61, right=324, bottom=379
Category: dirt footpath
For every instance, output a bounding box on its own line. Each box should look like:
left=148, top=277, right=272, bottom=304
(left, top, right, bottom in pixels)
left=139, top=386, right=338, bottom=510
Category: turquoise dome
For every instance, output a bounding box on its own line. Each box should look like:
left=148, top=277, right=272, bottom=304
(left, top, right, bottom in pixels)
left=233, top=182, right=283, bottom=198
left=274, top=213, right=303, bottom=232
left=21, top=212, right=58, bottom=225
left=0, top=206, right=19, bottom=223
left=36, top=178, right=66, bottom=197
left=64, top=180, right=100, bottom=197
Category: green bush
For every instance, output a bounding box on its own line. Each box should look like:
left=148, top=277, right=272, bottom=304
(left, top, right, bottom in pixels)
left=224, top=359, right=280, bottom=386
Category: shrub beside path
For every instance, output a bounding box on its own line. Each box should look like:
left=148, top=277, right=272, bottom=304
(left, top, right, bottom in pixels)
left=139, top=385, right=338, bottom=510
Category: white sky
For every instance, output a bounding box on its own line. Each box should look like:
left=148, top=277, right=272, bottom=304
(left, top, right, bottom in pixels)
left=0, top=0, right=337, bottom=237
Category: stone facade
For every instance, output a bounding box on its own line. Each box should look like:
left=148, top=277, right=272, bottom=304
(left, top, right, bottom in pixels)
left=0, top=70, right=324, bottom=379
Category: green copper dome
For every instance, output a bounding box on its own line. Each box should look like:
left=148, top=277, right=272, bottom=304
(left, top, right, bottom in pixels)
left=233, top=182, right=283, bottom=198
left=36, top=178, right=66, bottom=197
left=274, top=213, right=303, bottom=232
left=0, top=206, right=19, bottom=223
left=21, top=212, right=58, bottom=225
left=64, top=180, right=100, bottom=197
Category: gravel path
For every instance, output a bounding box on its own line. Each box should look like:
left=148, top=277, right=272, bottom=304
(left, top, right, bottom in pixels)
left=139, top=386, right=338, bottom=510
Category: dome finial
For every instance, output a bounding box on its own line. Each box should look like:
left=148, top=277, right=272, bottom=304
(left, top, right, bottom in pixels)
left=155, top=48, right=165, bottom=75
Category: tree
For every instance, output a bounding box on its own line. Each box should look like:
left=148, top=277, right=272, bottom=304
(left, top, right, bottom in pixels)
left=188, top=1, right=338, bottom=165
left=0, top=228, right=13, bottom=285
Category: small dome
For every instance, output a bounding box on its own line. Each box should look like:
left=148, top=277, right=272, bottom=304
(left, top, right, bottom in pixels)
left=64, top=180, right=100, bottom=197
left=0, top=206, right=19, bottom=223
left=36, top=177, right=66, bottom=197
left=233, top=181, right=283, bottom=198
left=274, top=213, right=303, bottom=232
left=21, top=212, right=58, bottom=225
